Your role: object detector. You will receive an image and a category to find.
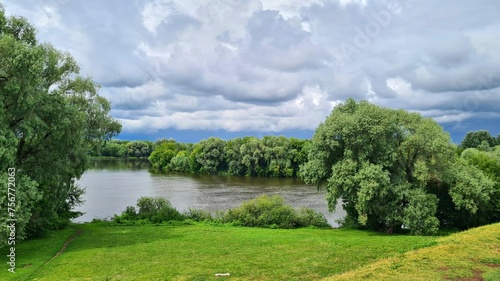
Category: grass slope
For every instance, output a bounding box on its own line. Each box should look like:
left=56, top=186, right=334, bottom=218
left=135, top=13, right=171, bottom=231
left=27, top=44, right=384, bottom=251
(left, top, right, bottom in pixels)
left=2, top=222, right=437, bottom=281
left=0, top=227, right=76, bottom=281
left=324, top=223, right=500, bottom=281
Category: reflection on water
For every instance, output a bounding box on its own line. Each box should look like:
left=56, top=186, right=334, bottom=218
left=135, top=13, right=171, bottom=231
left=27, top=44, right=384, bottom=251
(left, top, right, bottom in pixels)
left=75, top=159, right=345, bottom=226
left=86, top=158, right=151, bottom=170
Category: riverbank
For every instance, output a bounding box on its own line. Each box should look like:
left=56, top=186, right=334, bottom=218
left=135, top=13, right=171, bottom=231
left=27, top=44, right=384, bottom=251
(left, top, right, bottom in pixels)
left=13, top=221, right=495, bottom=281
left=75, top=160, right=346, bottom=226
left=3, top=221, right=441, bottom=280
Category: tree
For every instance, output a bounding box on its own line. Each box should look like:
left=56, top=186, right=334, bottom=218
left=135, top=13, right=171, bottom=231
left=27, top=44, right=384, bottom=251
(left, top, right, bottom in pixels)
left=126, top=141, right=153, bottom=158
left=240, top=137, right=266, bottom=176
left=99, top=140, right=127, bottom=157
left=300, top=99, right=494, bottom=235
left=224, top=137, right=245, bottom=176
left=148, top=145, right=175, bottom=170
left=0, top=7, right=121, bottom=242
left=169, top=151, right=190, bottom=172
left=289, top=138, right=311, bottom=177
left=195, top=137, right=226, bottom=174
left=461, top=130, right=497, bottom=150
left=456, top=148, right=500, bottom=227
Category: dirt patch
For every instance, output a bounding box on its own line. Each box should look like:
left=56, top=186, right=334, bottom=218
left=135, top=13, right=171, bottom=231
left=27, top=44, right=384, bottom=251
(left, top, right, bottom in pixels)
left=483, top=263, right=500, bottom=268
left=455, top=269, right=483, bottom=281
left=440, top=268, right=484, bottom=281
left=22, top=263, right=32, bottom=268
left=46, top=228, right=83, bottom=264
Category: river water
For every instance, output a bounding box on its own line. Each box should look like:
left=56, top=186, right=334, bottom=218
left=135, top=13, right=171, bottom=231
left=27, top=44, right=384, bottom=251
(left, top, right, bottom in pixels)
left=74, top=159, right=345, bottom=226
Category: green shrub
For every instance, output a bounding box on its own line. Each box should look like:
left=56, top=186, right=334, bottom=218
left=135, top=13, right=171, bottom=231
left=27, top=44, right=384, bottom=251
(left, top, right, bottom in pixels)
left=122, top=206, right=137, bottom=220
left=114, top=195, right=330, bottom=229
left=297, top=207, right=330, bottom=228
left=222, top=195, right=329, bottom=229
left=115, top=197, right=182, bottom=224
left=184, top=208, right=213, bottom=222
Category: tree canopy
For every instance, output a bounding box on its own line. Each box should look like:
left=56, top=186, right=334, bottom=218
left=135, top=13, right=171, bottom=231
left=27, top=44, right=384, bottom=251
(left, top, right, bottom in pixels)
left=457, top=147, right=500, bottom=227
left=148, top=136, right=310, bottom=178
left=460, top=130, right=498, bottom=150
left=300, top=99, right=496, bottom=235
left=0, top=7, right=121, bottom=244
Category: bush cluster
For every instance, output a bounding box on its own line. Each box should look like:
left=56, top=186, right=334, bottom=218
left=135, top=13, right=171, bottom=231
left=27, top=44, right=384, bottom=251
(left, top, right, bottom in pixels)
left=114, top=195, right=330, bottom=229
left=115, top=197, right=182, bottom=224
left=221, top=195, right=329, bottom=228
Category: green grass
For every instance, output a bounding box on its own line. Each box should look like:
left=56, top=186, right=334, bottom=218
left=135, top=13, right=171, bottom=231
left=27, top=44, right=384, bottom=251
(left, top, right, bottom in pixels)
left=1, top=222, right=439, bottom=281
left=325, top=222, right=500, bottom=281
left=0, top=227, right=76, bottom=281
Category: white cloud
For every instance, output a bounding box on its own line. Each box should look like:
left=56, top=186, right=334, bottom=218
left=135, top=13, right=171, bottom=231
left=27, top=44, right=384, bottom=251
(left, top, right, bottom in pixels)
left=141, top=0, right=174, bottom=34
left=34, top=6, right=61, bottom=30
left=3, top=0, right=500, bottom=137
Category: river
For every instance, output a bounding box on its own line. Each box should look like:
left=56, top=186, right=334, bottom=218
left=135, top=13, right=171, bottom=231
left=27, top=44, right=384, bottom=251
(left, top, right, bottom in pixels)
left=74, top=159, right=345, bottom=226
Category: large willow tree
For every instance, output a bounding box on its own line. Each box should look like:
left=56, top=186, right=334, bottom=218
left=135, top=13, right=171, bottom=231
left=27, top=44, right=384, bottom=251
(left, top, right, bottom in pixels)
left=0, top=6, right=121, bottom=244
left=300, top=99, right=494, bottom=235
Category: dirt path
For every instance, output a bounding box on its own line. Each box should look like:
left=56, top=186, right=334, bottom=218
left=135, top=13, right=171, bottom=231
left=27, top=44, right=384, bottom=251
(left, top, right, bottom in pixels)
left=46, top=228, right=83, bottom=264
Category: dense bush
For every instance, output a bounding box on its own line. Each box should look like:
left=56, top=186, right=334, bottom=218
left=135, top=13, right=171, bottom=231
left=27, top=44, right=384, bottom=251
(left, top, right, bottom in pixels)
left=222, top=195, right=329, bottom=229
left=296, top=207, right=330, bottom=228
left=183, top=208, right=213, bottom=222
left=115, top=197, right=183, bottom=224
left=223, top=195, right=298, bottom=228
left=114, top=196, right=329, bottom=229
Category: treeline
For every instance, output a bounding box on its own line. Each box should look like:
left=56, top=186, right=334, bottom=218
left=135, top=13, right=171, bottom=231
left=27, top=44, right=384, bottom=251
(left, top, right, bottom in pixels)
left=148, top=136, right=311, bottom=177
left=89, top=140, right=155, bottom=158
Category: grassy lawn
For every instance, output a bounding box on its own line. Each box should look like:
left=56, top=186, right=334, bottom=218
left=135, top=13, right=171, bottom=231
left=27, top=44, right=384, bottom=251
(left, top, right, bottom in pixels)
left=325, top=223, right=500, bottom=281
left=1, top=222, right=439, bottom=281
left=0, top=227, right=76, bottom=281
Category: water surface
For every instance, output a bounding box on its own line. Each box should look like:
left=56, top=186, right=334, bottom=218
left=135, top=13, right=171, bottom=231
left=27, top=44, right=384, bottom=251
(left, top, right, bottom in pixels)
left=75, top=159, right=345, bottom=226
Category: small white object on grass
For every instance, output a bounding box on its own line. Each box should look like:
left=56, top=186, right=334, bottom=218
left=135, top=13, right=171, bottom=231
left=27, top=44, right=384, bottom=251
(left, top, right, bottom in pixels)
left=215, top=273, right=230, bottom=277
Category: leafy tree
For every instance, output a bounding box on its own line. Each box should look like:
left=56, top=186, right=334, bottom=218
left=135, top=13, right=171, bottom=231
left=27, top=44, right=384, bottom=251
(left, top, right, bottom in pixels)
left=0, top=7, right=121, bottom=240
left=262, top=136, right=293, bottom=177
left=195, top=137, right=226, bottom=174
left=148, top=139, right=184, bottom=170
left=148, top=146, right=175, bottom=170
left=300, top=99, right=494, bottom=235
left=240, top=137, right=266, bottom=176
left=461, top=130, right=497, bottom=150
left=99, top=140, right=127, bottom=157
left=477, top=140, right=492, bottom=152
left=188, top=144, right=203, bottom=172
left=225, top=137, right=245, bottom=176
left=169, top=151, right=190, bottom=172
left=457, top=148, right=500, bottom=226
left=289, top=138, right=311, bottom=177
left=126, top=141, right=153, bottom=158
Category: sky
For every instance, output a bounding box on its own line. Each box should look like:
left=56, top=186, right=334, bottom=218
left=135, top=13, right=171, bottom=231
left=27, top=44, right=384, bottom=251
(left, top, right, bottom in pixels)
left=2, top=0, right=499, bottom=143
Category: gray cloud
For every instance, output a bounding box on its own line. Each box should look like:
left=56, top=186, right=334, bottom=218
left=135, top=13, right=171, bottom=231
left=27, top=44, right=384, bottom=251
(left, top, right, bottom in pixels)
left=3, top=0, right=500, bottom=135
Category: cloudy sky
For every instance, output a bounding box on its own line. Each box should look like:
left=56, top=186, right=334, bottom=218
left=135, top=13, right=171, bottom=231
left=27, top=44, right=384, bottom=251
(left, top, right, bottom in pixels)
left=3, top=0, right=499, bottom=142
